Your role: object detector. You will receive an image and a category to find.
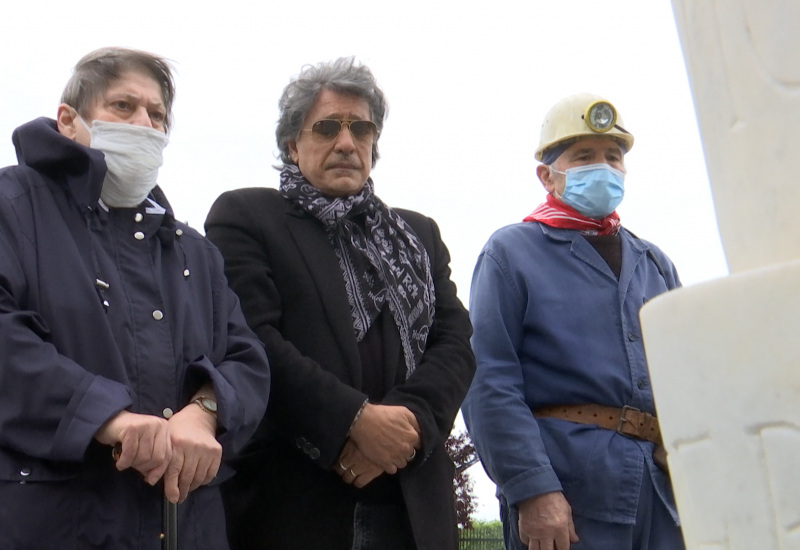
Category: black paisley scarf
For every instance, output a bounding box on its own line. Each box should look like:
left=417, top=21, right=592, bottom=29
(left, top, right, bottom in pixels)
left=280, top=164, right=435, bottom=379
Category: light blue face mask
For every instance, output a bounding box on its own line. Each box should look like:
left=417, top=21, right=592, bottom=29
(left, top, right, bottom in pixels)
left=551, top=163, right=625, bottom=219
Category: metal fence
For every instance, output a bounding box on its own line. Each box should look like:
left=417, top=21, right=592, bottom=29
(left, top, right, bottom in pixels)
left=458, top=525, right=504, bottom=550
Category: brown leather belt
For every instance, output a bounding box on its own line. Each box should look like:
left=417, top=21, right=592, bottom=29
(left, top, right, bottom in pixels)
left=533, top=404, right=661, bottom=445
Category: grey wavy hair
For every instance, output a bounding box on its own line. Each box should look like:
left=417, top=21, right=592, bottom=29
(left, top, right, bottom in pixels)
left=60, top=47, right=176, bottom=132
left=276, top=57, right=387, bottom=168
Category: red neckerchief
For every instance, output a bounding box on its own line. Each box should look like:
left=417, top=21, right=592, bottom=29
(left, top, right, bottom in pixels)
left=523, top=194, right=621, bottom=236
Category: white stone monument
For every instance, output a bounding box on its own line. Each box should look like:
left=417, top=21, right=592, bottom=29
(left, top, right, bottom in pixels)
left=640, top=1, right=800, bottom=549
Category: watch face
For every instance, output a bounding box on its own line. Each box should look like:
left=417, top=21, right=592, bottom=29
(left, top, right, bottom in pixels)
left=198, top=397, right=218, bottom=413
left=202, top=398, right=218, bottom=412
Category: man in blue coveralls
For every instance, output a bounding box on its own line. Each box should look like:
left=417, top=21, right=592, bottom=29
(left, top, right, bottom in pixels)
left=463, top=93, right=685, bottom=550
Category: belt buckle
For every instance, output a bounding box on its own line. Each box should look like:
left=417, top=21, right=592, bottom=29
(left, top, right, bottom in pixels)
left=616, top=405, right=641, bottom=436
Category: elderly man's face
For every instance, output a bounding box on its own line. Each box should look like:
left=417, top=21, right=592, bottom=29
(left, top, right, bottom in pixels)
left=288, top=89, right=374, bottom=197
left=58, top=70, right=167, bottom=146
left=538, top=137, right=626, bottom=197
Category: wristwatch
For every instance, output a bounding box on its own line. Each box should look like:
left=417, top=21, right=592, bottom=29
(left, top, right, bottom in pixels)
left=191, top=396, right=218, bottom=416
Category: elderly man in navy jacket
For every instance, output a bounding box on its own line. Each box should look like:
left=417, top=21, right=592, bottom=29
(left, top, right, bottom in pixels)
left=0, top=47, right=270, bottom=549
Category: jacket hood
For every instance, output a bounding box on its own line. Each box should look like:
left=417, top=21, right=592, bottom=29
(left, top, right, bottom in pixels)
left=11, top=117, right=107, bottom=209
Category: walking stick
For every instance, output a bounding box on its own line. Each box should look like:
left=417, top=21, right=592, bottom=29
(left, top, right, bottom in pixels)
left=112, top=443, right=178, bottom=549
left=162, top=495, right=177, bottom=550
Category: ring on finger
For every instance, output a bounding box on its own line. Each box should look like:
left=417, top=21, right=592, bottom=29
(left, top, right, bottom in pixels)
left=349, top=468, right=357, bottom=477
left=338, top=461, right=348, bottom=472
left=407, top=449, right=416, bottom=461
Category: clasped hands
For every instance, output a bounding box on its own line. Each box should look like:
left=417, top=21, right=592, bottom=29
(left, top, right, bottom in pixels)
left=334, top=403, right=420, bottom=489
left=94, top=403, right=221, bottom=505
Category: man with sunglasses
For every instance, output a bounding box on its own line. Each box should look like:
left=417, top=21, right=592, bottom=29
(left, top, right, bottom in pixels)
left=205, top=57, right=475, bottom=550
left=462, top=94, right=685, bottom=550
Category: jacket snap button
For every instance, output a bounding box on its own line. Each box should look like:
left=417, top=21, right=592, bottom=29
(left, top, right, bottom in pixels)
left=134, top=232, right=145, bottom=240
left=152, top=310, right=164, bottom=320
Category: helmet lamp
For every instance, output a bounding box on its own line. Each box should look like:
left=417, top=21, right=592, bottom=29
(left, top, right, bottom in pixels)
left=584, top=100, right=617, bottom=133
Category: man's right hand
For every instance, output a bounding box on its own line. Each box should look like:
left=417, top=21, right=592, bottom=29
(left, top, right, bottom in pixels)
left=94, top=410, right=172, bottom=486
left=517, top=491, right=579, bottom=550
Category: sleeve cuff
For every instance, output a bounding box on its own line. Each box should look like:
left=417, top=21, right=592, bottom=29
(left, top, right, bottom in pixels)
left=501, top=465, right=564, bottom=507
left=53, top=375, right=133, bottom=461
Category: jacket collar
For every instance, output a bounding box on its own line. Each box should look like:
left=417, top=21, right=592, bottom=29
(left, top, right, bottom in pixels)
left=12, top=117, right=107, bottom=211
left=12, top=118, right=177, bottom=225
left=539, top=223, right=615, bottom=279
left=539, top=223, right=649, bottom=289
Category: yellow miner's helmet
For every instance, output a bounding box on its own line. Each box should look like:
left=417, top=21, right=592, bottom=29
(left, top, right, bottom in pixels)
left=534, top=93, right=635, bottom=162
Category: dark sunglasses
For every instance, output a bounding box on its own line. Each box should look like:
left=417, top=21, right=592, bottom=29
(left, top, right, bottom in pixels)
left=301, top=119, right=378, bottom=141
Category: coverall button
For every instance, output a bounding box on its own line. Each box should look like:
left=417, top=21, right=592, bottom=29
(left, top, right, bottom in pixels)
left=134, top=231, right=145, bottom=240
left=152, top=310, right=164, bottom=320
left=134, top=213, right=143, bottom=222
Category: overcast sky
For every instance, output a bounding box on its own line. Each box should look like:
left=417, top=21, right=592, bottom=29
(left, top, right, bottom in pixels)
left=1, top=0, right=727, bottom=520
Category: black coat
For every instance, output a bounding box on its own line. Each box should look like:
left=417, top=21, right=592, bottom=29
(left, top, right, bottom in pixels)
left=205, top=187, right=475, bottom=549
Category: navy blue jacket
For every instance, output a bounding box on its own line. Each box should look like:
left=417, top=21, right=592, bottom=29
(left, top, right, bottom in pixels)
left=0, top=118, right=270, bottom=549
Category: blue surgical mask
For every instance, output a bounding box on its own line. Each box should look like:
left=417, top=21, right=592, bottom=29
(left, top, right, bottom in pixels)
left=551, top=163, right=625, bottom=219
